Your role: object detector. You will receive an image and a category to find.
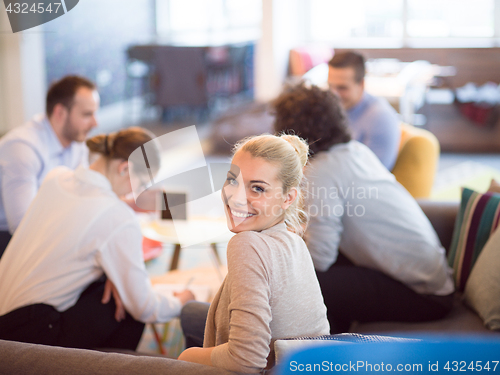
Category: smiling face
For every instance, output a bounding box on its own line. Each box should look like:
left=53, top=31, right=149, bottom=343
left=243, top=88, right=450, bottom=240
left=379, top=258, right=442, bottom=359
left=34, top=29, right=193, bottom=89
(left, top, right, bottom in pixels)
left=222, top=150, right=295, bottom=233
left=328, top=66, right=364, bottom=110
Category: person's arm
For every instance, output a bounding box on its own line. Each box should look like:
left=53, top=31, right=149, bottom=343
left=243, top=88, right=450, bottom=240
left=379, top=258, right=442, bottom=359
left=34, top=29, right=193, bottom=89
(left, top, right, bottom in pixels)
left=0, top=141, right=43, bottom=233
left=303, top=166, right=344, bottom=271
left=97, top=219, right=193, bottom=323
left=362, top=107, right=401, bottom=171
left=178, top=347, right=214, bottom=366
left=101, top=278, right=194, bottom=322
left=180, top=233, right=272, bottom=373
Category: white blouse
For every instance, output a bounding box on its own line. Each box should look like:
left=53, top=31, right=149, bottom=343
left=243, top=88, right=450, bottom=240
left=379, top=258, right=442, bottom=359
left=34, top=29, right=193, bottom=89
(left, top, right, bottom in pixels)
left=0, top=166, right=181, bottom=322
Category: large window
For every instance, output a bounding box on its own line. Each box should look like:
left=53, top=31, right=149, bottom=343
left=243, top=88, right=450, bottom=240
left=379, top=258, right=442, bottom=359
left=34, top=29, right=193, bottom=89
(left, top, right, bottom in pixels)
left=407, top=0, right=494, bottom=38
left=308, top=0, right=499, bottom=47
left=310, top=0, right=403, bottom=40
left=156, top=0, right=261, bottom=45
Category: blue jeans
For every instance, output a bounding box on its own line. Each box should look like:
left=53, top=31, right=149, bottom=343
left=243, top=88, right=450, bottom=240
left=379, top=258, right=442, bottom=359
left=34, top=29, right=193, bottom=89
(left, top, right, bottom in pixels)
left=180, top=301, right=210, bottom=348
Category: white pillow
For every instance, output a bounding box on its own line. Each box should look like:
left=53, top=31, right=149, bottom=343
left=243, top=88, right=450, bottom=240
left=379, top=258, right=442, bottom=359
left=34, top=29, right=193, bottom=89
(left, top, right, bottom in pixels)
left=464, top=226, right=500, bottom=331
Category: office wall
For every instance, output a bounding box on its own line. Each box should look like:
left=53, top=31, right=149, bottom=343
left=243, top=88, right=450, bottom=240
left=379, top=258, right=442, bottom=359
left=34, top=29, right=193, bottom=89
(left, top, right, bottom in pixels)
left=44, top=0, right=156, bottom=107
left=0, top=2, right=24, bottom=133
left=255, top=0, right=306, bottom=101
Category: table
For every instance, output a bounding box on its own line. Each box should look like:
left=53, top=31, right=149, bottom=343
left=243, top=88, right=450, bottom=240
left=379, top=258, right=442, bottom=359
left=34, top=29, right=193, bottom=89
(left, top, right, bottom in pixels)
left=145, top=266, right=229, bottom=356
left=140, top=216, right=233, bottom=356
left=140, top=215, right=234, bottom=273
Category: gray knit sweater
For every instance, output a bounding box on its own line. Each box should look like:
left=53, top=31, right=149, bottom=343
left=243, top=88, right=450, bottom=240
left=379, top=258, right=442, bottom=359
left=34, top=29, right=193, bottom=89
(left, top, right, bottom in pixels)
left=204, top=223, right=330, bottom=373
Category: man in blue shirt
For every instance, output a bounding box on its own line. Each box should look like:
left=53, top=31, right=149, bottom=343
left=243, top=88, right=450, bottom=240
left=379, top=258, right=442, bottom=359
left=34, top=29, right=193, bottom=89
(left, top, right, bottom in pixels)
left=0, top=75, right=99, bottom=256
left=328, top=51, right=401, bottom=170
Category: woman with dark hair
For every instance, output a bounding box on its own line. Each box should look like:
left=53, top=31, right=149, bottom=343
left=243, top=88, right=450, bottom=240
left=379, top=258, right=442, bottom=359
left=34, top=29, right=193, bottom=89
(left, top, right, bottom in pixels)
left=0, top=127, right=194, bottom=350
left=273, top=83, right=454, bottom=333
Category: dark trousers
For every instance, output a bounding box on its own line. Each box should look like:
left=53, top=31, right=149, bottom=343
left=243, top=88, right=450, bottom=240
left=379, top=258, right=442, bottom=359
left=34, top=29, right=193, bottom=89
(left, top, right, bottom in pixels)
left=0, top=231, right=11, bottom=259
left=0, top=277, right=145, bottom=351
left=316, top=253, right=454, bottom=334
left=180, top=301, right=210, bottom=348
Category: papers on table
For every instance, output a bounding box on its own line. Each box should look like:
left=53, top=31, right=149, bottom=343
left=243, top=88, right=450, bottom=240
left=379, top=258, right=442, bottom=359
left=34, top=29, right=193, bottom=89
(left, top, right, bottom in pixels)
left=153, top=283, right=212, bottom=302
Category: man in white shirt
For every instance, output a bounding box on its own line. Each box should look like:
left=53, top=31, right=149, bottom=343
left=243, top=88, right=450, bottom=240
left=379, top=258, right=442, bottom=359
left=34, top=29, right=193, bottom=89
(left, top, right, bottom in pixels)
left=273, top=83, right=454, bottom=333
left=0, top=75, right=99, bottom=257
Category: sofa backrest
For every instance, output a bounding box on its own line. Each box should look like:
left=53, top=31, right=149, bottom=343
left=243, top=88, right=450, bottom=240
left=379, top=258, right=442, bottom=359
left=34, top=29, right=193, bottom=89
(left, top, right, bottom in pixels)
left=0, top=339, right=242, bottom=375
left=418, top=200, right=459, bottom=253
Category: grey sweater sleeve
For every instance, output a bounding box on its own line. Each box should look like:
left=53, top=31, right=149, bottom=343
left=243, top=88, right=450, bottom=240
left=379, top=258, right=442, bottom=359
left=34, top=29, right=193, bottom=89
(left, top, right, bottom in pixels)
left=210, top=232, right=272, bottom=373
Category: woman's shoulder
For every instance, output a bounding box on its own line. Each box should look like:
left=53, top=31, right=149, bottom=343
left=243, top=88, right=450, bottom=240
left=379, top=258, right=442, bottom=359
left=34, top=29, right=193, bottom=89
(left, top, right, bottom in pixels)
left=228, top=230, right=265, bottom=249
left=45, top=165, right=73, bottom=179
left=228, top=228, right=278, bottom=256
left=230, top=223, right=289, bottom=242
left=38, top=166, right=74, bottom=192
left=227, top=224, right=293, bottom=257
left=106, top=200, right=138, bottom=224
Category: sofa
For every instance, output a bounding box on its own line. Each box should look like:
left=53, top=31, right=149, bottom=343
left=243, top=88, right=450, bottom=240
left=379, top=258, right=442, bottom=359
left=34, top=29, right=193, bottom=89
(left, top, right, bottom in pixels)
left=0, top=339, right=243, bottom=375
left=353, top=199, right=498, bottom=335
left=0, top=200, right=497, bottom=375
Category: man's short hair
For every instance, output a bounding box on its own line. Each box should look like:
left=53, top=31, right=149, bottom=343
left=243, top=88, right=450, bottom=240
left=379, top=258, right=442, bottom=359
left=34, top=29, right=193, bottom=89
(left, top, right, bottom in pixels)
left=46, top=75, right=96, bottom=117
left=273, top=82, right=351, bottom=155
left=328, top=51, right=366, bottom=83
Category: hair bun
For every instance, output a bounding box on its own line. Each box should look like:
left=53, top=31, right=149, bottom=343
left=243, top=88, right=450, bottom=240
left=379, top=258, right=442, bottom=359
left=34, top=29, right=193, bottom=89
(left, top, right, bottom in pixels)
left=281, top=134, right=309, bottom=167
left=86, top=134, right=108, bottom=155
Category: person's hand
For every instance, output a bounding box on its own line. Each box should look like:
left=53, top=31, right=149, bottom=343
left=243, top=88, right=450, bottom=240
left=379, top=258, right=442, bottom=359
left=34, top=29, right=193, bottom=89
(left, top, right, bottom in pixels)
left=174, top=289, right=195, bottom=305
left=102, top=279, right=126, bottom=322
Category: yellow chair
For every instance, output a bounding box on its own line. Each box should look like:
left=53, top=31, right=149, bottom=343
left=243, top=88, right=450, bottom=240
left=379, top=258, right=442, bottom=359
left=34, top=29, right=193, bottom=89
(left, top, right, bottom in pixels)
left=391, top=123, right=440, bottom=199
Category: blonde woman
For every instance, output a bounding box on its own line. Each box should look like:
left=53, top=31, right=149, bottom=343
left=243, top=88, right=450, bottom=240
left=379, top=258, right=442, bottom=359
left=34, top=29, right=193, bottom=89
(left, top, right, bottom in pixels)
left=0, top=127, right=194, bottom=350
left=179, top=134, right=329, bottom=373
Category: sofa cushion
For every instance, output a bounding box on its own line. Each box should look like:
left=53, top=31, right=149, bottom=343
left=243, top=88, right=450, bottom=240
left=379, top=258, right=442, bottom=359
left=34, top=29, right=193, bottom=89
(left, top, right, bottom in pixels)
left=464, top=226, right=500, bottom=331
left=417, top=200, right=459, bottom=253
left=351, top=294, right=493, bottom=334
left=448, top=188, right=500, bottom=291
